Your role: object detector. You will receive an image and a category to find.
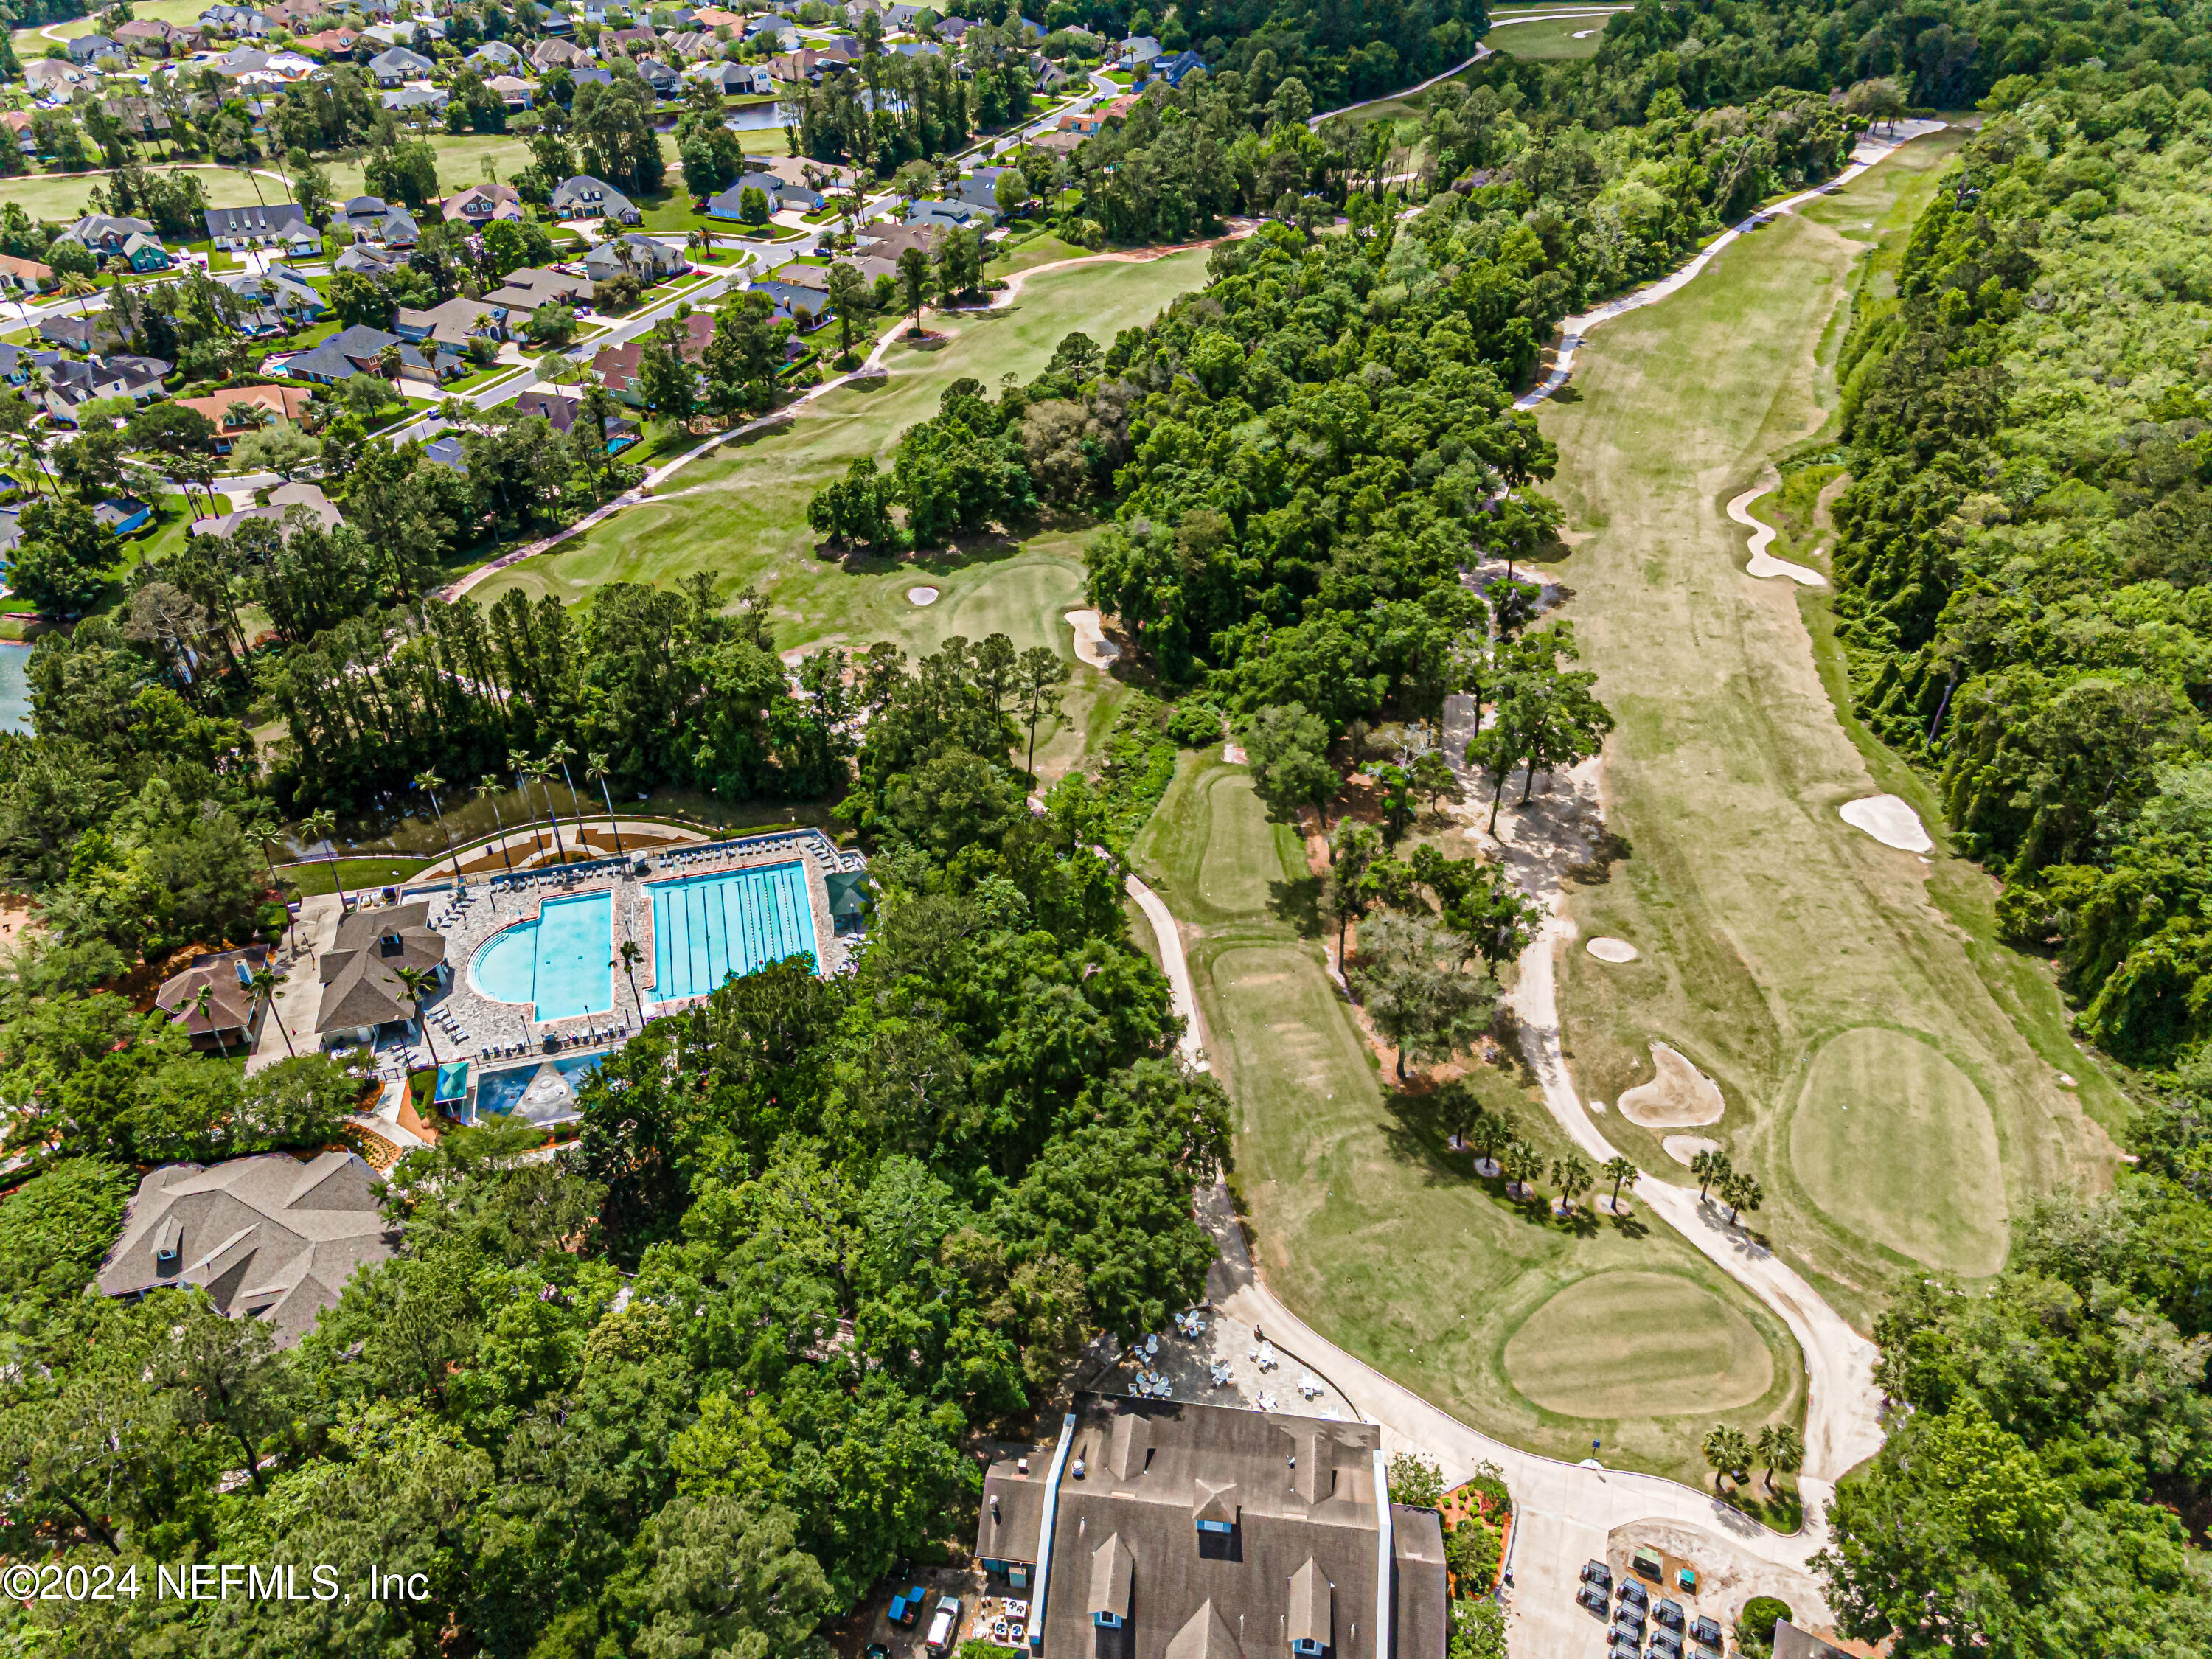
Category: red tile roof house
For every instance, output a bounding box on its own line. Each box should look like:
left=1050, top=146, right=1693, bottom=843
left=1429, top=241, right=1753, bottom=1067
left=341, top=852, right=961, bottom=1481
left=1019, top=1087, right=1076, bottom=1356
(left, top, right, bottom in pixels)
left=590, top=313, right=713, bottom=403
left=0, top=254, right=53, bottom=296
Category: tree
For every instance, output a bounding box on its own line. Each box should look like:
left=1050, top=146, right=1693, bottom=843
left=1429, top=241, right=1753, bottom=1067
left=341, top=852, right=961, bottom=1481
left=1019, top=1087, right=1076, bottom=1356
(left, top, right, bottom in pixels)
left=192, top=982, right=230, bottom=1059
left=414, top=769, right=458, bottom=883
left=164, top=1292, right=296, bottom=1495
left=586, top=751, right=623, bottom=854
left=897, top=243, right=931, bottom=336
left=10, top=499, right=117, bottom=617
left=1012, top=644, right=1068, bottom=781
left=993, top=164, right=1030, bottom=214
left=476, top=776, right=517, bottom=876
left=1387, top=1450, right=1444, bottom=1510
left=1240, top=703, right=1340, bottom=831
left=300, top=806, right=349, bottom=912
left=1551, top=1155, right=1592, bottom=1214
left=633, top=1495, right=832, bottom=1659
left=1349, top=912, right=1495, bottom=1081
left=826, top=257, right=869, bottom=366
left=1756, top=1423, right=1804, bottom=1495
left=1601, top=1155, right=1637, bottom=1211
left=1720, top=1169, right=1764, bottom=1227
left=1692, top=1147, right=1733, bottom=1203
left=1409, top=747, right=1460, bottom=813
left=1499, top=1139, right=1543, bottom=1200
left=1703, top=1423, right=1753, bottom=1493
left=1325, top=818, right=1382, bottom=961
left=738, top=183, right=771, bottom=225
left=615, top=937, right=644, bottom=1013
left=0, top=1157, right=133, bottom=1307
left=393, top=964, right=442, bottom=1067
left=1470, top=1107, right=1512, bottom=1167
left=232, top=420, right=320, bottom=481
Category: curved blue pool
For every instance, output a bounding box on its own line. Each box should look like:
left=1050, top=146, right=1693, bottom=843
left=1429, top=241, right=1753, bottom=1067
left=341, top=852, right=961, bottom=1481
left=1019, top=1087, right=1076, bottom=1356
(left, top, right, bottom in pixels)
left=470, top=891, right=613, bottom=1020
left=650, top=863, right=817, bottom=1003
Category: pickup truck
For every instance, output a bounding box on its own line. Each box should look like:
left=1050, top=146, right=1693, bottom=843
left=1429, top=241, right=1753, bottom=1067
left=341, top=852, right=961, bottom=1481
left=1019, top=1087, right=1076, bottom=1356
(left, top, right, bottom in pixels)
left=925, top=1593, right=961, bottom=1655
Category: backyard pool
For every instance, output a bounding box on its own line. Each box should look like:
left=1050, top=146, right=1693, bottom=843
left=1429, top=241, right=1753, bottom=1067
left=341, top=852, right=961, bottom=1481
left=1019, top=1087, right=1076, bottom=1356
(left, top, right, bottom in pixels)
left=649, top=863, right=817, bottom=1004
left=470, top=891, right=613, bottom=1020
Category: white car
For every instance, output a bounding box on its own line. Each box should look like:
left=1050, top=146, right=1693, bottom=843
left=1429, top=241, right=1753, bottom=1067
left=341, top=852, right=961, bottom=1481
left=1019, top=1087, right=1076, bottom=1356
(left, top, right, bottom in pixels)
left=925, top=1594, right=960, bottom=1655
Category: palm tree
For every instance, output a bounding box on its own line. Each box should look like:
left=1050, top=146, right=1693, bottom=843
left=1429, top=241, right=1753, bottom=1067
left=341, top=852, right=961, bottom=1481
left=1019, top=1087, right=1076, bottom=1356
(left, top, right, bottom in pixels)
left=587, top=751, right=623, bottom=854
left=545, top=738, right=586, bottom=853
left=1692, top=1147, right=1733, bottom=1204
left=414, top=768, right=459, bottom=888
left=1551, top=1155, right=1593, bottom=1216
left=1756, top=1423, right=1804, bottom=1495
left=528, top=757, right=568, bottom=865
left=508, top=748, right=546, bottom=858
left=1720, top=1170, right=1764, bottom=1227
left=613, top=938, right=644, bottom=1016
left=1601, top=1155, right=1638, bottom=1212
left=236, top=804, right=295, bottom=953
left=478, top=775, right=517, bottom=877
left=1471, top=1107, right=1510, bottom=1171
left=192, top=982, right=230, bottom=1059
left=1702, top=1425, right=1753, bottom=1496
left=301, top=807, right=349, bottom=911
left=248, top=964, right=294, bottom=1058
left=1500, top=1140, right=1543, bottom=1202
left=392, top=964, right=441, bottom=1068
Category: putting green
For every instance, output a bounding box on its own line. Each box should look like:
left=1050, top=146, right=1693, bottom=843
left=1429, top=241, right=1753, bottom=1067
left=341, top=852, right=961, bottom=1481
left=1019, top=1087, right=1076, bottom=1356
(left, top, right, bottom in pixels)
left=1503, top=1271, right=1775, bottom=1419
left=1197, top=769, right=1293, bottom=918
left=902, top=554, right=1086, bottom=658
left=1790, top=1027, right=2008, bottom=1276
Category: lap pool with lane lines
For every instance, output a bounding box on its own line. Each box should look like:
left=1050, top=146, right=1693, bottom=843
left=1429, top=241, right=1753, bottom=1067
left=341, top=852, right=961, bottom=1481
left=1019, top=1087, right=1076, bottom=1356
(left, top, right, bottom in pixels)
left=469, top=891, right=615, bottom=1020
left=648, top=863, right=818, bottom=1003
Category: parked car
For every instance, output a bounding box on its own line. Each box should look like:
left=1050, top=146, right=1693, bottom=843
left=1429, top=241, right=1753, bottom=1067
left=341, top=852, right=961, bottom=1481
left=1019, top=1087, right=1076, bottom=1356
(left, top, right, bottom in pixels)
left=1654, top=1598, right=1685, bottom=1632
left=925, top=1593, right=961, bottom=1656
left=1618, top=1579, right=1649, bottom=1610
left=888, top=1585, right=926, bottom=1625
left=1649, top=1630, right=1684, bottom=1659
left=1614, top=1601, right=1647, bottom=1635
left=1582, top=1559, right=1613, bottom=1590
left=1578, top=1586, right=1611, bottom=1618
left=1689, top=1614, right=1726, bottom=1652
left=1608, top=1641, right=1641, bottom=1659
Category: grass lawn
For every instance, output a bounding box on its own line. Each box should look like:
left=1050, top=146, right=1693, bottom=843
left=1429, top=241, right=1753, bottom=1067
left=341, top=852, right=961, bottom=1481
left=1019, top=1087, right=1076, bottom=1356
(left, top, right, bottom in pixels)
left=1136, top=754, right=1805, bottom=1485
left=468, top=251, right=1208, bottom=679
left=4, top=162, right=272, bottom=224
left=1481, top=10, right=1617, bottom=59
left=1533, top=124, right=2115, bottom=1329
left=278, top=855, right=435, bottom=898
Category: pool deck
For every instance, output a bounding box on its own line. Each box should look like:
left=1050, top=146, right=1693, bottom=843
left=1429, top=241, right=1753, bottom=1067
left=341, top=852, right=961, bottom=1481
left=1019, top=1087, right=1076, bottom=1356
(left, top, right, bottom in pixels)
left=420, top=827, right=861, bottom=1072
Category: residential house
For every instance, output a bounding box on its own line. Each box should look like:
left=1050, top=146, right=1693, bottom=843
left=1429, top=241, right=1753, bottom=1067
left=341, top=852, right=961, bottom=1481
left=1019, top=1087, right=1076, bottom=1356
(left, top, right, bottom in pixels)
left=1057, top=109, right=1104, bottom=136
left=219, top=268, right=325, bottom=326
left=0, top=111, right=35, bottom=159
left=314, top=900, right=449, bottom=1048
left=212, top=44, right=271, bottom=77
left=295, top=27, right=363, bottom=55
left=767, top=48, right=838, bottom=83
left=759, top=154, right=862, bottom=192
left=1157, top=48, right=1206, bottom=86
left=35, top=354, right=172, bottom=421
left=538, top=4, right=574, bottom=30
left=176, top=383, right=318, bottom=453
left=635, top=57, right=682, bottom=97
left=102, top=95, right=175, bottom=141
left=935, top=13, right=975, bottom=39
left=482, top=265, right=594, bottom=312
left=191, top=478, right=344, bottom=532
left=116, top=17, right=200, bottom=55
left=58, top=212, right=157, bottom=256
left=119, top=232, right=172, bottom=272
left=581, top=232, right=689, bottom=282
left=1026, top=127, right=1081, bottom=156
left=395, top=293, right=518, bottom=347
left=589, top=313, right=712, bottom=400
left=276, top=323, right=460, bottom=387
left=0, top=254, right=52, bottom=296
left=773, top=252, right=897, bottom=291
left=23, top=60, right=94, bottom=100
left=569, top=64, right=613, bottom=88
left=956, top=165, right=1015, bottom=209
left=850, top=220, right=942, bottom=260
left=688, top=60, right=773, bottom=95
left=745, top=16, right=798, bottom=48
left=382, top=84, right=450, bottom=114
left=94, top=495, right=153, bottom=536
left=906, top=198, right=995, bottom=231
left=421, top=433, right=467, bottom=471
left=707, top=170, right=821, bottom=218
left=94, top=1152, right=399, bottom=1348
left=745, top=277, right=827, bottom=325
left=695, top=4, right=744, bottom=24
left=368, top=45, right=435, bottom=86
left=1119, top=33, right=1161, bottom=64
left=198, top=4, right=277, bottom=36
left=978, top=1396, right=1449, bottom=1659
left=512, top=386, right=637, bottom=449
left=334, top=240, right=408, bottom=277
left=1771, top=1621, right=1854, bottom=1659
left=467, top=38, right=525, bottom=71
left=444, top=180, right=526, bottom=225
left=607, top=24, right=661, bottom=53
left=38, top=313, right=119, bottom=353
left=204, top=202, right=320, bottom=253
left=529, top=36, right=594, bottom=71
left=65, top=33, right=124, bottom=66
left=487, top=74, right=535, bottom=108
left=662, top=30, right=717, bottom=62
left=154, top=946, right=271, bottom=1052
left=1032, top=55, right=1068, bottom=91
left=551, top=175, right=640, bottom=223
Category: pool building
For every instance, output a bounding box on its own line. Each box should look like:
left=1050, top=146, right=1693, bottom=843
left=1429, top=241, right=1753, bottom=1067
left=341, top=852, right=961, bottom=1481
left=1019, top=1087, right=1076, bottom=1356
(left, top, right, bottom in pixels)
left=417, top=827, right=866, bottom=1125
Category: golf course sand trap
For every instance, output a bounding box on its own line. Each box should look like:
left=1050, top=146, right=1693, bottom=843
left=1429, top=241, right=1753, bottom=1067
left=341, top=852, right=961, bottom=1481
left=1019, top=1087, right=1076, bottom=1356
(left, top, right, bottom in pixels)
left=1725, top=487, right=1827, bottom=585
left=1503, top=1271, right=1774, bottom=1417
left=1586, top=936, right=1639, bottom=963
left=1618, top=1041, right=1726, bottom=1129
left=1663, top=1135, right=1723, bottom=1167
left=1791, top=1026, right=2008, bottom=1276
left=906, top=585, right=939, bottom=606
left=1839, top=794, right=1934, bottom=853
left=1065, top=608, right=1121, bottom=668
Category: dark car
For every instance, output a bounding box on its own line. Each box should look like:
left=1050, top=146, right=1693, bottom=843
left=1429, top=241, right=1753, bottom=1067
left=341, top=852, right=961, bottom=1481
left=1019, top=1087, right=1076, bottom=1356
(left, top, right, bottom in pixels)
left=1618, top=1579, right=1649, bottom=1610
left=1579, top=1585, right=1611, bottom=1618
left=1654, top=1599, right=1685, bottom=1632
left=1582, top=1560, right=1613, bottom=1590
left=1690, top=1614, right=1725, bottom=1651
left=1614, top=1602, right=1647, bottom=1635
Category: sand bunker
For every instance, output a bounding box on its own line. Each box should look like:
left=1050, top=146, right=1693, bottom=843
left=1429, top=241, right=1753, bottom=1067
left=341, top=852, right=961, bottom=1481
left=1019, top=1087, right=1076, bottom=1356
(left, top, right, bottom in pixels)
left=1725, top=487, right=1827, bottom=586
left=1663, top=1135, right=1724, bottom=1168
left=1065, top=609, right=1121, bottom=669
left=1839, top=795, right=1933, bottom=853
left=1618, top=1041, right=1726, bottom=1129
left=907, top=585, right=939, bottom=606
left=1586, top=936, right=1638, bottom=964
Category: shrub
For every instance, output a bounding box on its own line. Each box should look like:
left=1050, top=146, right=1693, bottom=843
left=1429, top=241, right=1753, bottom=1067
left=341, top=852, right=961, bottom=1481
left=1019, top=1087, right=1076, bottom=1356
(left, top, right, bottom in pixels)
left=1165, top=700, right=1225, bottom=748
left=1736, top=1596, right=1791, bottom=1658
left=1444, top=1514, right=1501, bottom=1592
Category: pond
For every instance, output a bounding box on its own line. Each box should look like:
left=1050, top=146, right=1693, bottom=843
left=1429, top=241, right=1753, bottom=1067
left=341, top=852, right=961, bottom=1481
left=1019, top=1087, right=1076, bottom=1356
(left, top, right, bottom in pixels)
left=0, top=640, right=29, bottom=734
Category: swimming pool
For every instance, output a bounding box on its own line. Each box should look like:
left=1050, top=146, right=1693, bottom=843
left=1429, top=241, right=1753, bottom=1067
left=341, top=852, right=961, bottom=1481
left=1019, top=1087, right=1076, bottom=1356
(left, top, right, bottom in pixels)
left=649, top=863, right=817, bottom=1004
left=470, top=891, right=613, bottom=1020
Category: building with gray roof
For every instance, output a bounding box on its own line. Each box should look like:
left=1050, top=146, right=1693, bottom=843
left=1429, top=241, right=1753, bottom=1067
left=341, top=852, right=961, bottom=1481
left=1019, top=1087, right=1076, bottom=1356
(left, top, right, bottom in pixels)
left=316, top=900, right=448, bottom=1047
left=96, top=1151, right=398, bottom=1347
